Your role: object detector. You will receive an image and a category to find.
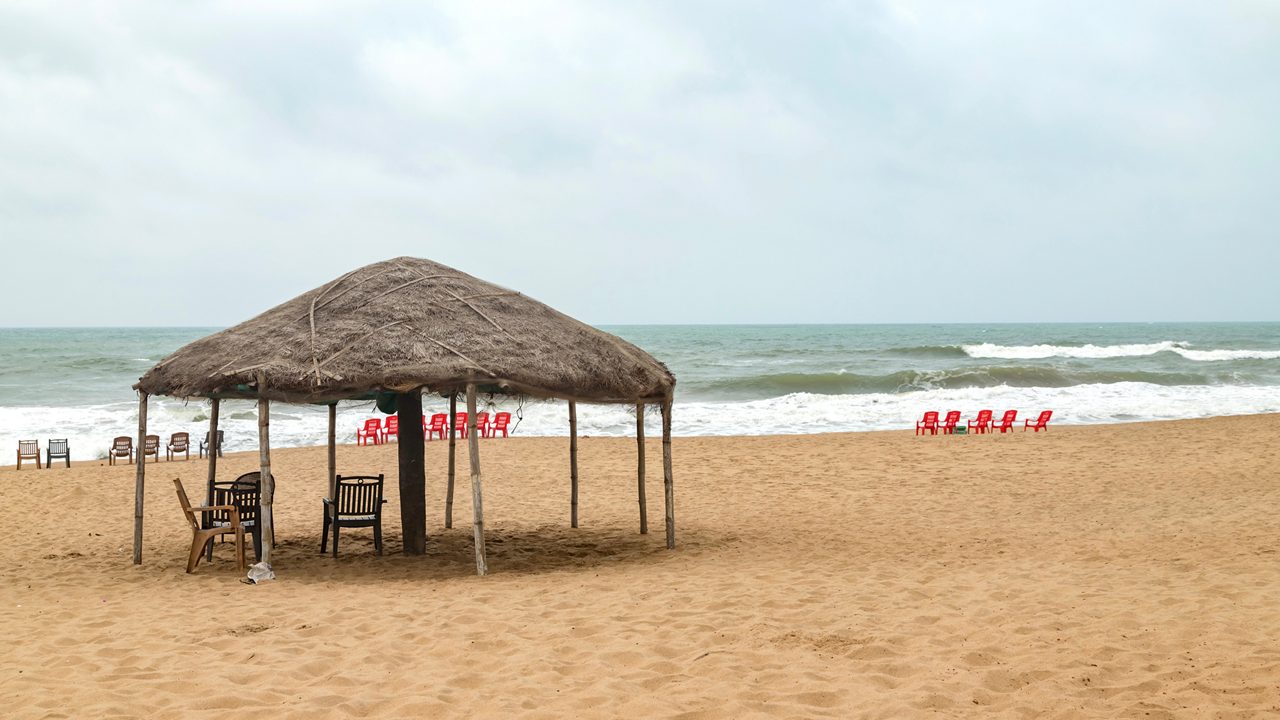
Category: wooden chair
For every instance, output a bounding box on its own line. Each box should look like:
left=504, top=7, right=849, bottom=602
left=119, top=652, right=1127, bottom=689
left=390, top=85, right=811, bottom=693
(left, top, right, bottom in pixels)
left=167, top=432, right=190, bottom=461
left=321, top=474, right=386, bottom=557
left=174, top=478, right=246, bottom=573
left=16, top=440, right=41, bottom=469
left=108, top=436, right=134, bottom=465
left=142, top=434, right=160, bottom=463
left=46, top=438, right=70, bottom=468
left=199, top=430, right=224, bottom=459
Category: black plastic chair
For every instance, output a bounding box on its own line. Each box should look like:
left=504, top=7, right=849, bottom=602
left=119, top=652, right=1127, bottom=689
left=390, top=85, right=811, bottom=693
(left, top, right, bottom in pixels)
left=321, top=474, right=386, bottom=557
left=204, top=472, right=271, bottom=562
left=46, top=439, right=70, bottom=468
left=199, top=430, right=224, bottom=459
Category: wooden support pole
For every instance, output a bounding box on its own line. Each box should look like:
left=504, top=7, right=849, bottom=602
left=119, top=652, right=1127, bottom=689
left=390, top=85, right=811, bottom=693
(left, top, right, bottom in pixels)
left=466, top=384, right=487, bottom=576
left=206, top=398, right=220, bottom=504
left=398, top=390, right=427, bottom=555
left=636, top=403, right=648, bottom=535
left=132, top=392, right=148, bottom=565
left=445, top=393, right=457, bottom=529
left=257, top=374, right=275, bottom=565
left=569, top=401, right=578, bottom=528
left=327, top=403, right=337, bottom=499
left=662, top=396, right=675, bottom=549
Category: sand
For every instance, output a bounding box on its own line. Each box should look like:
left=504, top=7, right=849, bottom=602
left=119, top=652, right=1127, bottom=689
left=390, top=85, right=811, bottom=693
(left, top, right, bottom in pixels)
left=1, top=414, right=1279, bottom=718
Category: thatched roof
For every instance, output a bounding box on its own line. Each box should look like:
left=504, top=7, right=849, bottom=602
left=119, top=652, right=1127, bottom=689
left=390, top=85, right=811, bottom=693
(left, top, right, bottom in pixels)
left=136, top=257, right=675, bottom=404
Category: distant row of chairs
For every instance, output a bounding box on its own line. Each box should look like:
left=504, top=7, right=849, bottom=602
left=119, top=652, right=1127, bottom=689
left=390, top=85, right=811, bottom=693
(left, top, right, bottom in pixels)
left=916, top=409, right=1053, bottom=436
left=107, top=431, right=224, bottom=466
left=356, top=412, right=512, bottom=446
left=15, top=439, right=70, bottom=469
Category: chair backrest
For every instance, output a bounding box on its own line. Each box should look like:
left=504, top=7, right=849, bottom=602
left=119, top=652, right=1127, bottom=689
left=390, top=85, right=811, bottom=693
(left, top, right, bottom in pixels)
left=18, top=440, right=38, bottom=457
left=48, top=438, right=68, bottom=456
left=921, top=411, right=938, bottom=423
left=976, top=410, right=992, bottom=422
left=211, top=474, right=260, bottom=524
left=385, top=416, right=399, bottom=432
left=942, top=411, right=960, bottom=425
left=204, top=430, right=224, bottom=446
left=476, top=412, right=490, bottom=425
left=174, top=479, right=201, bottom=532
left=493, top=412, right=511, bottom=428
left=112, top=436, right=132, bottom=454
left=335, top=474, right=384, bottom=516
left=428, top=413, right=447, bottom=429
left=362, top=418, right=382, bottom=432
left=455, top=413, right=468, bottom=429
left=1036, top=410, right=1052, bottom=424
left=144, top=435, right=160, bottom=452
left=996, top=410, right=1017, bottom=426
left=170, top=432, right=189, bottom=449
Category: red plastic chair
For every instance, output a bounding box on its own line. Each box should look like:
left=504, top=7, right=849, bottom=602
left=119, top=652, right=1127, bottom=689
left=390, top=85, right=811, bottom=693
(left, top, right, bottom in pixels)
left=475, top=412, right=491, bottom=439
left=383, top=415, right=399, bottom=443
left=993, top=410, right=1018, bottom=433
left=490, top=412, right=511, bottom=438
left=454, top=412, right=468, bottom=439
left=940, top=411, right=961, bottom=435
left=357, top=418, right=382, bottom=446
left=425, top=413, right=447, bottom=440
left=1024, top=410, right=1052, bottom=432
left=915, top=411, right=940, bottom=436
left=967, top=410, right=993, bottom=434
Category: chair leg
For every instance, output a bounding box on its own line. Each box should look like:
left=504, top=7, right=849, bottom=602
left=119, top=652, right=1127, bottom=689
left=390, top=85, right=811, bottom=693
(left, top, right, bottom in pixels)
left=332, top=522, right=340, bottom=558
left=320, top=509, right=330, bottom=553
left=187, top=534, right=211, bottom=573
left=374, top=521, right=383, bottom=556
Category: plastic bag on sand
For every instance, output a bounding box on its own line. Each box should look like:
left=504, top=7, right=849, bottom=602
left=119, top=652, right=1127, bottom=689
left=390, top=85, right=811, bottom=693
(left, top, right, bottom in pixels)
left=244, top=562, right=275, bottom=584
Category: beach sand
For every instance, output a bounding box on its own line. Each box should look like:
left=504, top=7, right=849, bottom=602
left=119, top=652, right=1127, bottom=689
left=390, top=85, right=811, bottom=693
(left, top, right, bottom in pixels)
left=1, top=414, right=1278, bottom=718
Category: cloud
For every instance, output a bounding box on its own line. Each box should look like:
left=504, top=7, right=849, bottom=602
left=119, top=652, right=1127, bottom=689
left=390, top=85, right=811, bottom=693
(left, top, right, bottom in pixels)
left=0, top=1, right=1277, bottom=324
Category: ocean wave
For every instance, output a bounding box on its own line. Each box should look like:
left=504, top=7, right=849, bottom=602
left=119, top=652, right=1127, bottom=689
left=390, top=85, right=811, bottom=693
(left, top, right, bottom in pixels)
left=694, top=367, right=1226, bottom=398
left=886, top=345, right=969, bottom=358
left=961, top=341, right=1280, bottom=361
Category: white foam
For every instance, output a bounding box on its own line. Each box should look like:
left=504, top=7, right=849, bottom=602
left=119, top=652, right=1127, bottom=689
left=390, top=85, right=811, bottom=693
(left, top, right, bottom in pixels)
left=3, top=383, right=1279, bottom=464
left=963, top=342, right=1280, bottom=361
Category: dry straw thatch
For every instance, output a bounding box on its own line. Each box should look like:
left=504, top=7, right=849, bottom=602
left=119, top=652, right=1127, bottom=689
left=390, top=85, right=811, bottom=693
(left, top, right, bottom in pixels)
left=136, top=257, right=675, bottom=404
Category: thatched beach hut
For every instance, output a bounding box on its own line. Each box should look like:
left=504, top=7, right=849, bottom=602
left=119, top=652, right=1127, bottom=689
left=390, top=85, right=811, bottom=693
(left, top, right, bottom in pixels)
left=132, top=256, right=677, bottom=575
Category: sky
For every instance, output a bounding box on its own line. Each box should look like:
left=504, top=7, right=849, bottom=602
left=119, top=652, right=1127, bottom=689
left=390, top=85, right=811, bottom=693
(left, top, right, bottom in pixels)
left=1, top=1, right=1278, bottom=326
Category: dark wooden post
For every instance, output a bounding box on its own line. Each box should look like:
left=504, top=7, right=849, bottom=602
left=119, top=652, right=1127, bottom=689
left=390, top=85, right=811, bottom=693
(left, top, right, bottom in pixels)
left=132, top=392, right=148, bottom=564
left=327, top=402, right=337, bottom=499
left=662, top=396, right=675, bottom=549
left=398, top=390, right=427, bottom=554
left=257, top=376, right=275, bottom=565
left=446, top=393, right=457, bottom=528
left=636, top=403, right=647, bottom=534
left=466, top=384, right=488, bottom=575
left=569, top=401, right=579, bottom=528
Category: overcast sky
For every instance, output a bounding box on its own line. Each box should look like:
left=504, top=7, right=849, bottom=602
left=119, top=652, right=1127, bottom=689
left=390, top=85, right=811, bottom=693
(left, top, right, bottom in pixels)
left=2, top=1, right=1277, bottom=326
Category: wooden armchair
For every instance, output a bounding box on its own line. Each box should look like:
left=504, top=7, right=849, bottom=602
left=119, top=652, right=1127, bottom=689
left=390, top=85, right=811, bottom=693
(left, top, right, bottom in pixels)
left=47, top=438, right=70, bottom=468
left=142, top=434, right=160, bottom=463
left=174, top=478, right=246, bottom=573
left=17, top=440, right=40, bottom=470
left=167, top=432, right=190, bottom=461
left=108, top=436, right=133, bottom=465
left=321, top=474, right=386, bottom=557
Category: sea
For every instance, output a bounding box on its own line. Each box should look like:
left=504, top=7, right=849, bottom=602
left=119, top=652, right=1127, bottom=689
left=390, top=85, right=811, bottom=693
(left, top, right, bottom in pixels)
left=2, top=323, right=1279, bottom=462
